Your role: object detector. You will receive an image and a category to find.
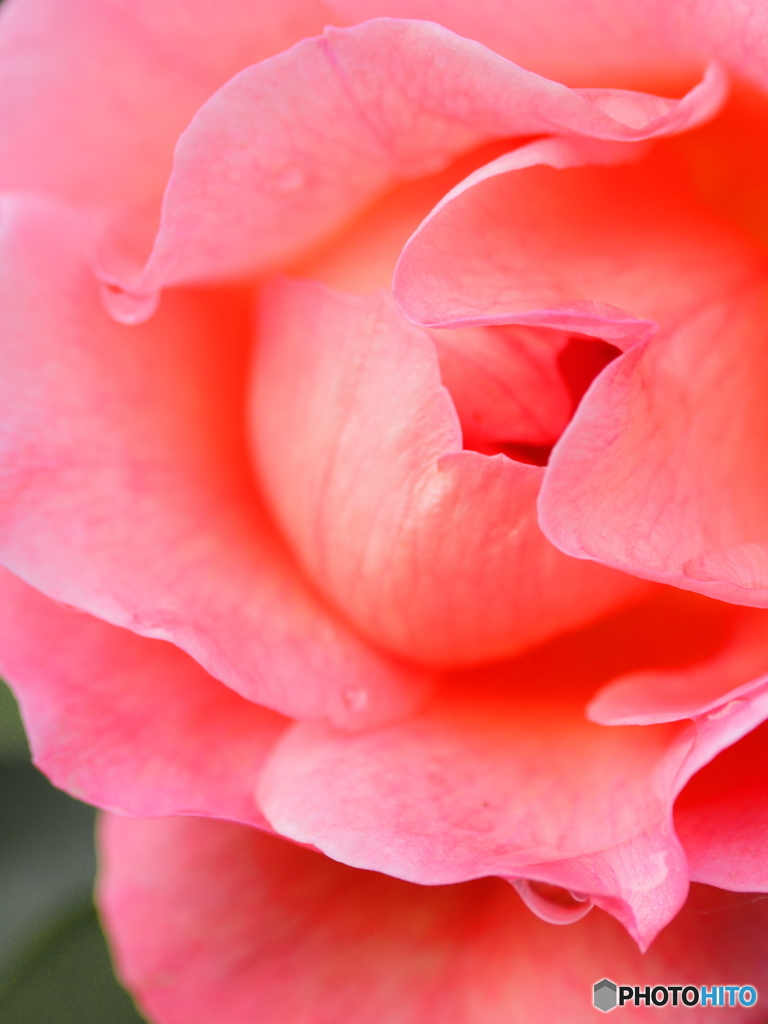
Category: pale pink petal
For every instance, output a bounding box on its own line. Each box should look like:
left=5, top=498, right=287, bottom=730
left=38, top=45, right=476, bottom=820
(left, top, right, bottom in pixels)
left=0, top=0, right=329, bottom=207
left=98, top=814, right=768, bottom=1023
left=104, top=19, right=725, bottom=313
left=258, top=592, right=740, bottom=946
left=394, top=138, right=762, bottom=335
left=676, top=721, right=768, bottom=891
left=540, top=282, right=768, bottom=606
left=250, top=277, right=646, bottom=668
left=0, top=195, right=432, bottom=729
left=327, top=0, right=768, bottom=94
left=0, top=567, right=285, bottom=828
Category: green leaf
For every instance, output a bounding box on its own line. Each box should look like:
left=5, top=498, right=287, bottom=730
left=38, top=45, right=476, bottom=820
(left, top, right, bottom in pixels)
left=0, top=682, right=29, bottom=762
left=0, top=900, right=147, bottom=1024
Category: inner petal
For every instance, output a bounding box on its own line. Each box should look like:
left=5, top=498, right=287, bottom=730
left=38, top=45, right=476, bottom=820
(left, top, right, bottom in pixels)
left=432, top=324, right=620, bottom=465
left=250, top=277, right=649, bottom=669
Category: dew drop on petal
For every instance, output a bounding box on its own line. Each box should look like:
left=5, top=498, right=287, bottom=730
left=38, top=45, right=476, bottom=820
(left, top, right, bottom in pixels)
left=99, top=280, right=160, bottom=325
left=509, top=878, right=594, bottom=925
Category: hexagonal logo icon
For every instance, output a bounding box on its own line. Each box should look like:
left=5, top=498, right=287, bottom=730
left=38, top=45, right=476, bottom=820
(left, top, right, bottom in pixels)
left=593, top=979, right=618, bottom=1012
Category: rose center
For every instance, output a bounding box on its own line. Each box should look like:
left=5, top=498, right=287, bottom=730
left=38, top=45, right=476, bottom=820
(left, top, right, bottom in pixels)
left=432, top=325, right=621, bottom=466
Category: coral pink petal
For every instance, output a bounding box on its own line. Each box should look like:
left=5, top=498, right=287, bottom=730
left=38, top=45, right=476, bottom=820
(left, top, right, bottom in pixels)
left=540, top=281, right=768, bottom=606
left=113, top=19, right=725, bottom=307
left=591, top=606, right=768, bottom=892
left=676, top=720, right=768, bottom=891
left=327, top=0, right=768, bottom=94
left=0, top=195, right=432, bottom=730
left=250, top=278, right=646, bottom=668
left=0, top=567, right=286, bottom=828
left=0, top=0, right=329, bottom=207
left=589, top=608, right=768, bottom=725
left=255, top=589, right=742, bottom=948
left=394, top=138, right=762, bottom=335
left=98, top=816, right=768, bottom=1024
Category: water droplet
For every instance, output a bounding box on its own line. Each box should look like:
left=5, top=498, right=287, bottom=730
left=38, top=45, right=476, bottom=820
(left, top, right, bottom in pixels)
left=273, top=167, right=305, bottom=193
left=510, top=878, right=594, bottom=925
left=342, top=687, right=369, bottom=713
left=99, top=280, right=160, bottom=325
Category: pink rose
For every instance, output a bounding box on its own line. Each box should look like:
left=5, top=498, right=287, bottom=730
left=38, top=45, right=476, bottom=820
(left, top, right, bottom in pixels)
left=2, top=0, right=768, bottom=1019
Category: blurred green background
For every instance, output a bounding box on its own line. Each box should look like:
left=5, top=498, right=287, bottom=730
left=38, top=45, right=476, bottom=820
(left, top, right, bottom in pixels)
left=0, top=679, right=147, bottom=1022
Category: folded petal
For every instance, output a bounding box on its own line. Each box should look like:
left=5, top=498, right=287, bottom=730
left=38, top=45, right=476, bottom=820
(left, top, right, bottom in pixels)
left=585, top=604, right=768, bottom=898
left=394, top=138, right=762, bottom=334
left=104, top=19, right=725, bottom=313
left=0, top=567, right=285, bottom=828
left=327, top=0, right=768, bottom=93
left=258, top=592, right=739, bottom=946
left=589, top=606, right=768, bottom=893
left=540, top=282, right=768, bottom=606
left=394, top=130, right=768, bottom=606
left=98, top=814, right=768, bottom=1023
left=589, top=608, right=768, bottom=726
left=0, top=195, right=432, bottom=730
left=676, top=720, right=768, bottom=891
left=0, top=0, right=328, bottom=207
left=251, top=277, right=645, bottom=667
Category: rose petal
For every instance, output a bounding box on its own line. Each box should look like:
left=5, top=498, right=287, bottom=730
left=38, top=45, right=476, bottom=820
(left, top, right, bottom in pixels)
left=0, top=195, right=432, bottom=730
left=592, top=607, right=768, bottom=892
left=676, top=720, right=768, bottom=891
left=250, top=277, right=646, bottom=667
left=327, top=0, right=768, bottom=93
left=258, top=593, right=740, bottom=946
left=258, top=696, right=691, bottom=947
left=0, top=0, right=329, bottom=207
left=105, top=19, right=725, bottom=311
left=98, top=814, right=768, bottom=1023
left=0, top=567, right=285, bottom=828
left=589, top=608, right=768, bottom=725
left=394, top=137, right=762, bottom=335
left=539, top=282, right=768, bottom=606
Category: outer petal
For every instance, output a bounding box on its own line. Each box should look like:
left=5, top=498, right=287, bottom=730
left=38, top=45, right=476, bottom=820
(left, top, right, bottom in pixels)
left=98, top=814, right=768, bottom=1024
left=0, top=567, right=285, bottom=829
left=539, top=282, right=768, bottom=606
left=0, top=0, right=329, bottom=207
left=102, top=19, right=725, bottom=314
left=258, top=592, right=745, bottom=946
left=0, top=195, right=432, bottom=730
left=327, top=0, right=768, bottom=93
left=250, top=277, right=646, bottom=667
